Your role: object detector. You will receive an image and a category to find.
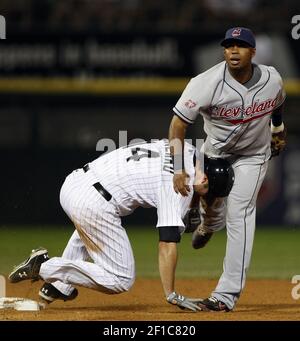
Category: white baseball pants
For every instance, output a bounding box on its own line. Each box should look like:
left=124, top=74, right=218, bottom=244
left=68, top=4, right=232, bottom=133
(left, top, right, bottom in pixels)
left=39, top=169, right=135, bottom=295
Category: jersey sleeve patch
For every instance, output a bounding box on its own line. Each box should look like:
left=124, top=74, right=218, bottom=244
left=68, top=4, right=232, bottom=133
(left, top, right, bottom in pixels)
left=173, top=107, right=195, bottom=124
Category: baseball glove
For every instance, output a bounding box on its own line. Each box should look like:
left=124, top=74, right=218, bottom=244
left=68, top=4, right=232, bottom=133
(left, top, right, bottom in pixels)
left=183, top=207, right=201, bottom=233
left=271, top=126, right=287, bottom=158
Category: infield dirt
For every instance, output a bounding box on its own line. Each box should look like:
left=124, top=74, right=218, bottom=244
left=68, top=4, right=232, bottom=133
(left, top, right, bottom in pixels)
left=1, top=278, right=299, bottom=321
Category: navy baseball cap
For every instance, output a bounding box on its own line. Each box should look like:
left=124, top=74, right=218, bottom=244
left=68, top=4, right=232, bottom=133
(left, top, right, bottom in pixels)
left=221, top=27, right=256, bottom=48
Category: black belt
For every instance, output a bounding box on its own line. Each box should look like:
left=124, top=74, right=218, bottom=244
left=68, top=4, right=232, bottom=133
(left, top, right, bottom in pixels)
left=83, top=164, right=112, bottom=201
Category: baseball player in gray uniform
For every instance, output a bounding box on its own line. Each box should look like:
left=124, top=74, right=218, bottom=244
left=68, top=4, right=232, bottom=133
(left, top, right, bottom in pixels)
left=168, top=27, right=287, bottom=311
left=9, top=139, right=208, bottom=312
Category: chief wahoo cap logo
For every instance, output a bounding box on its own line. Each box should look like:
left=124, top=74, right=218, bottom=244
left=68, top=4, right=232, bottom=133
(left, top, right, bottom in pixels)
left=232, top=28, right=242, bottom=37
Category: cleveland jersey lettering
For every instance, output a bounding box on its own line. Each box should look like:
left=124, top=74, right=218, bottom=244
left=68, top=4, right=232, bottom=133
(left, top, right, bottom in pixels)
left=174, top=61, right=285, bottom=157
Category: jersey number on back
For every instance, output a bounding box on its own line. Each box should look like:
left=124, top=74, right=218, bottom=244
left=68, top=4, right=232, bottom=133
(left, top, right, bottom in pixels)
left=127, top=147, right=160, bottom=162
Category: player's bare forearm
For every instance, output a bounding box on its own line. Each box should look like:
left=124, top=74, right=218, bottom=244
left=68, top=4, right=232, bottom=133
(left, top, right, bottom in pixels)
left=193, top=159, right=209, bottom=196
left=158, top=241, right=178, bottom=297
left=168, top=115, right=188, bottom=156
left=169, top=115, right=190, bottom=196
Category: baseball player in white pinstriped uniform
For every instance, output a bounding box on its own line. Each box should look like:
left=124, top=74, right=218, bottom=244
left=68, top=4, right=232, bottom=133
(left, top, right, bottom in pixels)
left=169, top=27, right=286, bottom=311
left=9, top=139, right=208, bottom=312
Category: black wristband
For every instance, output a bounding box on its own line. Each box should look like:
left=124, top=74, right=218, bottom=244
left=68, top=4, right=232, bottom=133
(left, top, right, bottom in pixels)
left=172, top=154, right=185, bottom=172
left=159, top=226, right=181, bottom=243
left=271, top=103, right=283, bottom=127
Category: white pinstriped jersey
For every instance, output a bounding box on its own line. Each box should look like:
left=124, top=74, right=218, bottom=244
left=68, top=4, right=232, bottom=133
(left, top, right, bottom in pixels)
left=88, top=139, right=196, bottom=227
left=44, top=141, right=196, bottom=296
left=174, top=61, right=285, bottom=159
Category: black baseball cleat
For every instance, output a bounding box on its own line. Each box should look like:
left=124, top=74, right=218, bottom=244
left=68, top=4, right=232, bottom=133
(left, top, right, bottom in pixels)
left=39, top=283, right=78, bottom=303
left=198, top=296, right=230, bottom=312
left=192, top=225, right=213, bottom=249
left=8, top=247, right=49, bottom=283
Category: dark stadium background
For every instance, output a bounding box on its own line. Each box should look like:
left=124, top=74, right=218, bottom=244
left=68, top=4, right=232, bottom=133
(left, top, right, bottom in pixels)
left=0, top=0, right=299, bottom=229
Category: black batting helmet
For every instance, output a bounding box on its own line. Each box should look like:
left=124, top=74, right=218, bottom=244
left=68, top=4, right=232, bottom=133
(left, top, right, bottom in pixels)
left=204, top=156, right=235, bottom=197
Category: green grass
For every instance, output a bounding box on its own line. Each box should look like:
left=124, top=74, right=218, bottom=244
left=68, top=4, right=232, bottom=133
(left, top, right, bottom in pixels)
left=0, top=225, right=299, bottom=279
left=0, top=225, right=72, bottom=275
left=128, top=226, right=300, bottom=279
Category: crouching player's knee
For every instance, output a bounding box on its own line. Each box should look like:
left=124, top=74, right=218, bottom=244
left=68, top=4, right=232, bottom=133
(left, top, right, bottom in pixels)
left=101, top=273, right=135, bottom=295
left=119, top=274, right=135, bottom=292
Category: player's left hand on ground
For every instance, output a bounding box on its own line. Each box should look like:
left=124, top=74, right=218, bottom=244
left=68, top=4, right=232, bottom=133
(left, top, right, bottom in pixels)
left=166, top=292, right=201, bottom=312
left=271, top=125, right=287, bottom=158
left=183, top=208, right=201, bottom=233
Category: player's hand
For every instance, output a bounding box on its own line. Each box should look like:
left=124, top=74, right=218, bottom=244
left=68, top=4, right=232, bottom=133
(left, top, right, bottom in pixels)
left=166, top=292, right=201, bottom=312
left=193, top=173, right=209, bottom=196
left=173, top=171, right=190, bottom=197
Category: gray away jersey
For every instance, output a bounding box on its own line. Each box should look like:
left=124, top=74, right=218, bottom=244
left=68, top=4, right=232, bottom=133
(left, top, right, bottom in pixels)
left=88, top=139, right=195, bottom=227
left=174, top=61, right=285, bottom=160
